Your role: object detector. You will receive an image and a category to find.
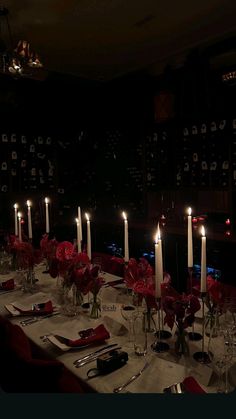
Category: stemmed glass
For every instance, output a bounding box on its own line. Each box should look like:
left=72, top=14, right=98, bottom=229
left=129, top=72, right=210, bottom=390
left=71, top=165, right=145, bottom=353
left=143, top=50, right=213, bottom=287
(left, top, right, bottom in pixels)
left=208, top=327, right=233, bottom=393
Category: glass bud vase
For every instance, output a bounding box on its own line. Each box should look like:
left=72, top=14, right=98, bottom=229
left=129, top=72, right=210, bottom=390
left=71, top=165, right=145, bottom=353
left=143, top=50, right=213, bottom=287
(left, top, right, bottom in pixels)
left=90, top=294, right=101, bottom=319
left=133, top=311, right=148, bottom=356
left=205, top=310, right=219, bottom=338
left=174, top=328, right=189, bottom=356
left=144, top=308, right=156, bottom=333
left=22, top=267, right=36, bottom=293
left=72, top=284, right=83, bottom=307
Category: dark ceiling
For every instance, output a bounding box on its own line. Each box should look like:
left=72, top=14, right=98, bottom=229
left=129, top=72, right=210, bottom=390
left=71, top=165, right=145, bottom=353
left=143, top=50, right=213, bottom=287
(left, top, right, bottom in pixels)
left=1, top=0, right=236, bottom=81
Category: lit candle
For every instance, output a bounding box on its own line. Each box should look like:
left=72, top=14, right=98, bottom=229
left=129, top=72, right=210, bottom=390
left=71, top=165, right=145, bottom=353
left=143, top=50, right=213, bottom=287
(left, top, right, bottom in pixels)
left=18, top=212, right=22, bottom=242
left=187, top=207, right=193, bottom=268
left=200, top=226, right=207, bottom=293
left=26, top=200, right=33, bottom=239
left=155, top=223, right=163, bottom=298
left=76, top=218, right=81, bottom=253
left=78, top=206, right=83, bottom=242
left=85, top=213, right=91, bottom=261
left=14, top=203, right=18, bottom=236
left=45, top=197, right=50, bottom=234
left=122, top=211, right=129, bottom=262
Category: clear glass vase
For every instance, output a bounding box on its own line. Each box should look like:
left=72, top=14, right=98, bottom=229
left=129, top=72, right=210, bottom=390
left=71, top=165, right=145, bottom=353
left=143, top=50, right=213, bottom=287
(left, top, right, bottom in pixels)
left=175, top=328, right=189, bottom=356
left=90, top=294, right=101, bottom=319
left=144, top=308, right=156, bottom=333
left=133, top=311, right=148, bottom=356
left=205, top=310, right=219, bottom=338
left=22, top=267, right=36, bottom=293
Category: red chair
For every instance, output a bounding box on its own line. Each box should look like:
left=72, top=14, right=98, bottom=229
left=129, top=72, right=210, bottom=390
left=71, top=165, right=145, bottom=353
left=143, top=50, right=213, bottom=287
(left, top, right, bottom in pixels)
left=0, top=317, right=93, bottom=393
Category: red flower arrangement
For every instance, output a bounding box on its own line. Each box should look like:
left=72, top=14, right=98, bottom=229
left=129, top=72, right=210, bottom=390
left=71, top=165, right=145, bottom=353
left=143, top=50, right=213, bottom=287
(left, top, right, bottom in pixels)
left=124, top=257, right=173, bottom=309
left=162, top=293, right=201, bottom=331
left=10, top=239, right=43, bottom=270
left=72, top=265, right=103, bottom=296
left=162, top=293, right=201, bottom=355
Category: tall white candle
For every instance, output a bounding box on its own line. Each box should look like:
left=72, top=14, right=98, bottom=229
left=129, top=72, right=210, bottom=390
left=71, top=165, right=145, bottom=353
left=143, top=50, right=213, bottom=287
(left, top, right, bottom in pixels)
left=76, top=218, right=81, bottom=253
left=78, top=206, right=83, bottom=242
left=14, top=203, right=18, bottom=236
left=187, top=207, right=193, bottom=268
left=200, top=226, right=207, bottom=293
left=85, top=213, right=91, bottom=261
left=155, top=223, right=163, bottom=298
left=26, top=200, right=33, bottom=239
left=18, top=212, right=22, bottom=242
left=45, top=197, right=50, bottom=234
left=122, top=211, right=129, bottom=262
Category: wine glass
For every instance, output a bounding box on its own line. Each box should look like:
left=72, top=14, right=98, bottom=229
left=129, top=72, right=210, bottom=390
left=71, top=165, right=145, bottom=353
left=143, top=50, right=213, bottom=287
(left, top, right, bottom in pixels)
left=121, top=304, right=138, bottom=347
left=208, top=328, right=233, bottom=393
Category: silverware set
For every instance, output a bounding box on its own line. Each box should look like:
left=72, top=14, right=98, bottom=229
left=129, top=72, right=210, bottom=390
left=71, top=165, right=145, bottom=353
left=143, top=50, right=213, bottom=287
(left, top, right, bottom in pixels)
left=73, top=343, right=119, bottom=368
left=20, top=311, right=60, bottom=326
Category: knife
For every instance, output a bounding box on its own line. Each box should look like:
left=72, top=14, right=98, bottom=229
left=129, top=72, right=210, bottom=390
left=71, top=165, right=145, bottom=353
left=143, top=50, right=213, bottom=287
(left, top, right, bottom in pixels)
left=20, top=311, right=60, bottom=326
left=75, top=346, right=122, bottom=368
left=73, top=343, right=118, bottom=365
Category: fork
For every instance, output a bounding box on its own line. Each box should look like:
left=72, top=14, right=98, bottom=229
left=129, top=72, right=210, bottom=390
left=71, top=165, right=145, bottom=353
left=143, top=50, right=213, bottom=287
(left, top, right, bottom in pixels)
left=113, top=361, right=150, bottom=393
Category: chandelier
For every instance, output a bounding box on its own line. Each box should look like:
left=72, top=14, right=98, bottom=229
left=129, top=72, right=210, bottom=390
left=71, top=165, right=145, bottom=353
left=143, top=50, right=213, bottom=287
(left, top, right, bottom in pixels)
left=0, top=6, right=43, bottom=78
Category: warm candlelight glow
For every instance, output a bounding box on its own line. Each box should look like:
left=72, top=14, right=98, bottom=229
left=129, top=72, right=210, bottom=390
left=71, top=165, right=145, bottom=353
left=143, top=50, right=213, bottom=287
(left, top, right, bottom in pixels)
left=14, top=203, right=18, bottom=210
left=85, top=213, right=90, bottom=221
left=188, top=207, right=192, bottom=216
left=75, top=218, right=79, bottom=224
left=122, top=211, right=127, bottom=220
left=17, top=212, right=22, bottom=219
left=45, top=197, right=49, bottom=204
left=26, top=200, right=31, bottom=207
left=201, top=226, right=206, bottom=237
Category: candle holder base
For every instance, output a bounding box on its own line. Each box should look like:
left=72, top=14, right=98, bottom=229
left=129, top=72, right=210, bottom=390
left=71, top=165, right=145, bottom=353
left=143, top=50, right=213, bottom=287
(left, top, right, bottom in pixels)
left=188, top=332, right=202, bottom=341
left=151, top=341, right=169, bottom=353
left=155, top=330, right=172, bottom=340
left=193, top=351, right=212, bottom=364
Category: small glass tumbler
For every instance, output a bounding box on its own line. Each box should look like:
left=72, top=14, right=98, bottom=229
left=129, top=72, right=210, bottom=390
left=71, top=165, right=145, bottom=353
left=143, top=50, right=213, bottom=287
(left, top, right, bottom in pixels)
left=133, top=311, right=148, bottom=356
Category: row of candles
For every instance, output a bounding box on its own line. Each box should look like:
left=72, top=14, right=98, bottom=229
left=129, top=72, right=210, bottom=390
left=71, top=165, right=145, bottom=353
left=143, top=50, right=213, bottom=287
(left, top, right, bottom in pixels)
left=13, top=200, right=206, bottom=298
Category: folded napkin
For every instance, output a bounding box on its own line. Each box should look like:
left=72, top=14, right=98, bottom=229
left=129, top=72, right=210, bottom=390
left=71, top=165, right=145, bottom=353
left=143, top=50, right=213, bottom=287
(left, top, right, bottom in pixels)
left=0, top=278, right=14, bottom=291
left=12, top=300, right=53, bottom=316
left=67, top=324, right=110, bottom=347
left=183, top=376, right=206, bottom=394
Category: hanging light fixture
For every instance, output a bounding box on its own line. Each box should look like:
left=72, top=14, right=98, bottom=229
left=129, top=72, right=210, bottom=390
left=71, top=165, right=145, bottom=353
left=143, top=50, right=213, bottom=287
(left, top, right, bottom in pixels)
left=0, top=6, right=43, bottom=78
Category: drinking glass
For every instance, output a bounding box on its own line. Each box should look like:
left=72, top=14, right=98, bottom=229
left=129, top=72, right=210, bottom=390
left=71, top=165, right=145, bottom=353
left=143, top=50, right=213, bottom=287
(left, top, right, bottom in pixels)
left=121, top=304, right=138, bottom=346
left=208, top=329, right=233, bottom=393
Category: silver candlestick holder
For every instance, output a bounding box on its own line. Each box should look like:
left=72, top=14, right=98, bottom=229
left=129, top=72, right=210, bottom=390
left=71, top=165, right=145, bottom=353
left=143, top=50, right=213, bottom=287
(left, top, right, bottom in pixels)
left=151, top=298, right=170, bottom=353
left=193, top=292, right=212, bottom=364
left=188, top=267, right=202, bottom=342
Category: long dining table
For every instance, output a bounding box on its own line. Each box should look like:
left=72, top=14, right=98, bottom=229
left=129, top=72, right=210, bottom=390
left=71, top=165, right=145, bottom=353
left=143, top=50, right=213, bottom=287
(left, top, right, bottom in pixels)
left=0, top=262, right=235, bottom=394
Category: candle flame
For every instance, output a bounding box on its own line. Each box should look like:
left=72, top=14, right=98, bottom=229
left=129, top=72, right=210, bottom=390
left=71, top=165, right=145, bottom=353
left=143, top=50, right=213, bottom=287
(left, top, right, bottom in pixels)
left=188, top=207, right=192, bottom=216
left=17, top=212, right=22, bottom=219
left=201, top=225, right=206, bottom=237
left=26, top=200, right=31, bottom=207
left=75, top=218, right=79, bottom=224
left=85, top=213, right=90, bottom=221
left=14, top=203, right=18, bottom=210
left=45, top=197, right=49, bottom=204
left=122, top=211, right=127, bottom=221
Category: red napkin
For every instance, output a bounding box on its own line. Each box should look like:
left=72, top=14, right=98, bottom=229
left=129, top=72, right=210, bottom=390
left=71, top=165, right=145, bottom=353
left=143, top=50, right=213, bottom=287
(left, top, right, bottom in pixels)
left=0, top=278, right=14, bottom=291
left=67, top=324, right=110, bottom=347
left=12, top=300, right=53, bottom=316
left=183, top=376, right=206, bottom=394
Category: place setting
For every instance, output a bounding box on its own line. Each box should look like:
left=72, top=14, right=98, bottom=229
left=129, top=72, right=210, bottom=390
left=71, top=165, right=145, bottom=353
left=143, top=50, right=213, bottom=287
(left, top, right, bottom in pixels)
left=4, top=291, right=60, bottom=325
